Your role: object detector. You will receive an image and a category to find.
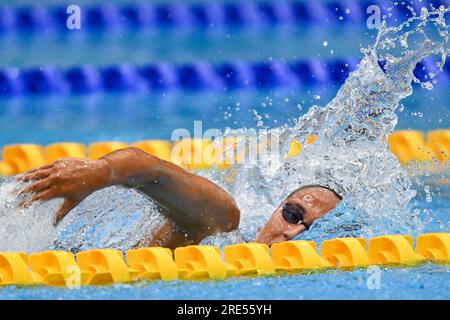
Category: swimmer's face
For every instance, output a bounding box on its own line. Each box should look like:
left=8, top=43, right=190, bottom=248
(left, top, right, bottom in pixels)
left=254, top=187, right=341, bottom=245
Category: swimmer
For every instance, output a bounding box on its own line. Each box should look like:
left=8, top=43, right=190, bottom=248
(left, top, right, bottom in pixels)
left=16, top=148, right=342, bottom=249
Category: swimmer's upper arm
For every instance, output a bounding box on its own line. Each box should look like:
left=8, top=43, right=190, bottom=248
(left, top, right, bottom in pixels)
left=135, top=157, right=241, bottom=237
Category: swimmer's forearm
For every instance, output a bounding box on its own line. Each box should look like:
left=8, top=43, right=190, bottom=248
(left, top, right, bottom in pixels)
left=99, top=148, right=240, bottom=235
left=99, top=147, right=162, bottom=187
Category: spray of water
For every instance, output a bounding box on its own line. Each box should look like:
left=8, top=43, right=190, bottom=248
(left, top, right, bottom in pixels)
left=0, top=5, right=448, bottom=252
left=202, top=4, right=449, bottom=245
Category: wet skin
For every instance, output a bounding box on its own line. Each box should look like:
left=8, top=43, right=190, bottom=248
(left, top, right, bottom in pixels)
left=254, top=187, right=341, bottom=245
left=17, top=148, right=340, bottom=249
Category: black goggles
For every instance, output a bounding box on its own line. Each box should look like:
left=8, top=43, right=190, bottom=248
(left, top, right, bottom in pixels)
left=281, top=203, right=310, bottom=230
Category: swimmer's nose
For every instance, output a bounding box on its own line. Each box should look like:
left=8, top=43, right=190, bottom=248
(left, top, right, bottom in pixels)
left=283, top=230, right=299, bottom=241
left=283, top=224, right=307, bottom=241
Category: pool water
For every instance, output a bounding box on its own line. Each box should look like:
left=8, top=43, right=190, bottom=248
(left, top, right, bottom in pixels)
left=0, top=86, right=448, bottom=146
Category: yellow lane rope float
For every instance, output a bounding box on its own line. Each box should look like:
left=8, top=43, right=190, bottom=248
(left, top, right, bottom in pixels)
left=0, top=130, right=449, bottom=177
left=0, top=233, right=448, bottom=287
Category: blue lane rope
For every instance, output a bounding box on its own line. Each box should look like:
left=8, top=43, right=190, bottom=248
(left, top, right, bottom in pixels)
left=0, top=0, right=448, bottom=35
left=0, top=57, right=447, bottom=96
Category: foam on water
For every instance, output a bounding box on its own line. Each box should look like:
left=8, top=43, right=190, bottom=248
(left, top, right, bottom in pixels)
left=0, top=179, right=59, bottom=252
left=0, top=4, right=448, bottom=252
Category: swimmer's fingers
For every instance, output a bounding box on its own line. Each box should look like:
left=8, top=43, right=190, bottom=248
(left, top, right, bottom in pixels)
left=52, top=198, right=80, bottom=226
left=17, top=185, right=65, bottom=209
left=19, top=167, right=54, bottom=182
left=17, top=189, right=51, bottom=208
left=11, top=169, right=48, bottom=196
left=30, top=188, right=57, bottom=203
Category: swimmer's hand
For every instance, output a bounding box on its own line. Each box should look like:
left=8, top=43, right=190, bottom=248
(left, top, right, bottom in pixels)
left=17, top=158, right=110, bottom=225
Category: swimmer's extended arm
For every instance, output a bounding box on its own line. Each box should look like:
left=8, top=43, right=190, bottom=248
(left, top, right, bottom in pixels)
left=19, top=148, right=240, bottom=239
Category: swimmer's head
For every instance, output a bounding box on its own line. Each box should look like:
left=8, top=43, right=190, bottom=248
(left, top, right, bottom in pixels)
left=254, top=185, right=342, bottom=245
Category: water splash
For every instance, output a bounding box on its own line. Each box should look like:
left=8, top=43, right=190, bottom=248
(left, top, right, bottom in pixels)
left=0, top=4, right=448, bottom=252
left=0, top=179, right=166, bottom=253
